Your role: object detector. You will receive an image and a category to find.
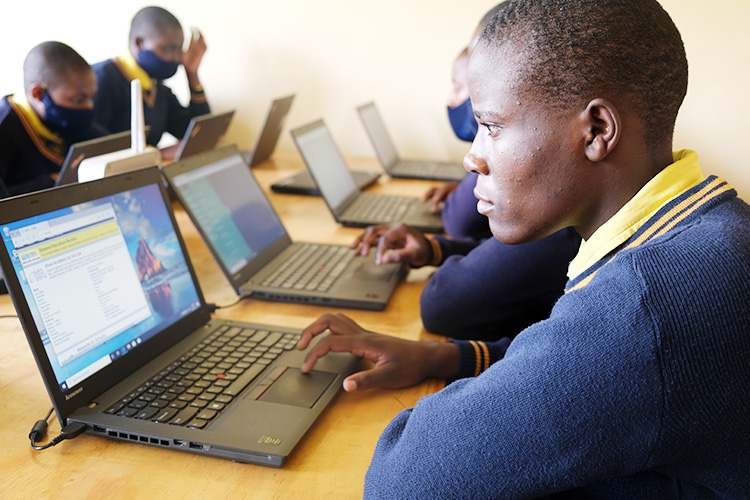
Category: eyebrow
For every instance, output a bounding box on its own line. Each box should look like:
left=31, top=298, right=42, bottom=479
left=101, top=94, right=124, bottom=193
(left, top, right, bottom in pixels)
left=474, top=108, right=503, bottom=122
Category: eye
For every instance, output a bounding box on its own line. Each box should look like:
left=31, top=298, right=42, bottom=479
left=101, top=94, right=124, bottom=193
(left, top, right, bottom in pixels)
left=482, top=122, right=501, bottom=135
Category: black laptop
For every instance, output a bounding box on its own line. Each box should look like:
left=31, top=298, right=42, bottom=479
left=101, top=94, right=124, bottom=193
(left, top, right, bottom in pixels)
left=357, top=101, right=466, bottom=182
left=162, top=145, right=404, bottom=310
left=291, top=120, right=444, bottom=233
left=57, top=129, right=149, bottom=186
left=0, top=167, right=358, bottom=466
left=173, top=110, right=235, bottom=162
left=244, top=95, right=295, bottom=167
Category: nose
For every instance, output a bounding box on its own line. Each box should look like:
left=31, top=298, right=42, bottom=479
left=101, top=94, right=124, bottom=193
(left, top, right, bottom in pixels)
left=463, top=151, right=488, bottom=175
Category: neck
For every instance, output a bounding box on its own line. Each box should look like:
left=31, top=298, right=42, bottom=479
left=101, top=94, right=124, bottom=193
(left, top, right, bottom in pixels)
left=575, top=144, right=674, bottom=240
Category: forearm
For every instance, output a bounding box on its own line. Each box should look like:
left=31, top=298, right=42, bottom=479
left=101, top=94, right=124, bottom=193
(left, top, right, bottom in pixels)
left=186, top=71, right=209, bottom=110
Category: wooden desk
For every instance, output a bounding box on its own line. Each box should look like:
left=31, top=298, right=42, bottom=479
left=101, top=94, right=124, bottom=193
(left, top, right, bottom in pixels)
left=0, top=151, right=446, bottom=499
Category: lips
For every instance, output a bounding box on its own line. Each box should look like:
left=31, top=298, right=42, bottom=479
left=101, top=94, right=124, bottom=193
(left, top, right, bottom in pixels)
left=473, top=188, right=493, bottom=215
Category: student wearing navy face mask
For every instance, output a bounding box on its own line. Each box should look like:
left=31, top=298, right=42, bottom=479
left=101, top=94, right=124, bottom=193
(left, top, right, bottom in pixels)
left=93, top=6, right=210, bottom=160
left=426, top=46, right=493, bottom=241
left=0, top=41, right=103, bottom=198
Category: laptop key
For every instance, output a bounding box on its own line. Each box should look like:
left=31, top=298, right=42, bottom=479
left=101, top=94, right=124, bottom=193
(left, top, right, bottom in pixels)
left=117, top=407, right=139, bottom=418
left=186, top=419, right=208, bottom=430
left=170, top=407, right=198, bottom=425
left=135, top=407, right=159, bottom=420
left=222, top=364, right=265, bottom=397
left=196, top=409, right=218, bottom=421
left=153, top=407, right=179, bottom=423
left=261, top=332, right=283, bottom=347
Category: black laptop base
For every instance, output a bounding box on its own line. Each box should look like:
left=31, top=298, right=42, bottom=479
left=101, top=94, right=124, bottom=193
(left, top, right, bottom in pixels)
left=271, top=170, right=380, bottom=196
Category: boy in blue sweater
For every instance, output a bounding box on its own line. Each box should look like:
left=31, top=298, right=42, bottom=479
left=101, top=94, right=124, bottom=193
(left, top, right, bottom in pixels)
left=0, top=41, right=101, bottom=198
left=93, top=6, right=210, bottom=157
left=298, top=0, right=750, bottom=498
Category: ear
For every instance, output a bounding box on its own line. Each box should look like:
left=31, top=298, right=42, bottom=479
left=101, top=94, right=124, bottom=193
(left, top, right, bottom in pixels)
left=133, top=36, right=145, bottom=51
left=581, top=98, right=620, bottom=162
left=29, top=83, right=45, bottom=102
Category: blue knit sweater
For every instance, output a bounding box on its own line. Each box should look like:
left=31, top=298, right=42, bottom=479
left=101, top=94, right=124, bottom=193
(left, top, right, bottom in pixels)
left=365, top=176, right=750, bottom=499
left=93, top=59, right=210, bottom=146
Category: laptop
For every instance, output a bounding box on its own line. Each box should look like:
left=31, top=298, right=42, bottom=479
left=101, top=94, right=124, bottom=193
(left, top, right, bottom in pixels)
left=0, top=167, right=358, bottom=467
left=162, top=145, right=403, bottom=311
left=244, top=94, right=295, bottom=167
left=291, top=120, right=444, bottom=233
left=57, top=129, right=149, bottom=186
left=271, top=168, right=380, bottom=196
left=173, top=110, right=235, bottom=162
left=357, top=101, right=466, bottom=182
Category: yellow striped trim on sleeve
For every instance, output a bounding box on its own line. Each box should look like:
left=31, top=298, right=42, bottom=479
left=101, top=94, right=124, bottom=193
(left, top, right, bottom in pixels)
left=190, top=92, right=208, bottom=104
left=468, top=341, right=491, bottom=377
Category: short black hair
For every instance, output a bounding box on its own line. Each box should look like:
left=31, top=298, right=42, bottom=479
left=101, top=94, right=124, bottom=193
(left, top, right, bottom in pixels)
left=481, top=0, right=688, bottom=147
left=478, top=2, right=509, bottom=32
left=23, top=41, right=91, bottom=92
left=130, top=6, right=182, bottom=40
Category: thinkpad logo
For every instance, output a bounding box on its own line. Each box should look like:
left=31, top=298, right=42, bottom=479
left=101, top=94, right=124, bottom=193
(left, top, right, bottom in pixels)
left=258, top=435, right=283, bottom=446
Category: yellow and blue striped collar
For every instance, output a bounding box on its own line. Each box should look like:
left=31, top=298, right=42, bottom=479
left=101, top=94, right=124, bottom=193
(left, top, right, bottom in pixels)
left=115, top=50, right=154, bottom=93
left=568, top=150, right=705, bottom=281
left=11, top=93, right=62, bottom=144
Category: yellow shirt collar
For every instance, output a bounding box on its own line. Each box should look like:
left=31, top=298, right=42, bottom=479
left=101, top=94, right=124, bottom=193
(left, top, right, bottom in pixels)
left=117, top=50, right=154, bottom=93
left=568, top=150, right=705, bottom=280
left=11, top=93, right=62, bottom=144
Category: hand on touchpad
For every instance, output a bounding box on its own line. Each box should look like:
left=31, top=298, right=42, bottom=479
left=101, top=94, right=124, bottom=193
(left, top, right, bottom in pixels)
left=256, top=368, right=336, bottom=408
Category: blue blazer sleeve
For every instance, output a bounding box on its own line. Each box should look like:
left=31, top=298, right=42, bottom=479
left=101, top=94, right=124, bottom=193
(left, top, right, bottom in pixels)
left=420, top=227, right=580, bottom=338
left=162, top=84, right=211, bottom=142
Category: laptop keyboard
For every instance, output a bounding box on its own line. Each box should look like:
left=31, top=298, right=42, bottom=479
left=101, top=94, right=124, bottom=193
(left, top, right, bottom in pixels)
left=347, top=193, right=413, bottom=222
left=261, top=243, right=355, bottom=292
left=391, top=161, right=462, bottom=178
left=105, top=325, right=300, bottom=429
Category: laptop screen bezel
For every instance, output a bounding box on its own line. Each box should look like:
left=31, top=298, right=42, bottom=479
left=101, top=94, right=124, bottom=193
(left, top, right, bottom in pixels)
left=290, top=120, right=361, bottom=222
left=356, top=101, right=400, bottom=170
left=162, top=145, right=294, bottom=293
left=0, top=167, right=212, bottom=423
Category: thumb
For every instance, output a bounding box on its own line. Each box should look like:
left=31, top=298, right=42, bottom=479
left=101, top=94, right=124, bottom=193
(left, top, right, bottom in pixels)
left=341, top=364, right=394, bottom=392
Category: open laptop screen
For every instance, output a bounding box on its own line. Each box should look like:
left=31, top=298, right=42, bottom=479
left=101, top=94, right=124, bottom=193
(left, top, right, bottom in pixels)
left=169, top=154, right=287, bottom=275
left=357, top=103, right=398, bottom=169
left=0, top=182, right=201, bottom=392
left=292, top=122, right=359, bottom=211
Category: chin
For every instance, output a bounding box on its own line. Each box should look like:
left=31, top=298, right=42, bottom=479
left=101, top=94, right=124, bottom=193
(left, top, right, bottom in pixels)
left=489, top=221, right=543, bottom=245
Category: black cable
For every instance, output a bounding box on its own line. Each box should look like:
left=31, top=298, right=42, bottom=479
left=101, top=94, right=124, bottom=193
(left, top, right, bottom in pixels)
left=0, top=314, right=18, bottom=319
left=29, top=408, right=87, bottom=451
left=206, top=293, right=249, bottom=312
left=28, top=408, right=54, bottom=444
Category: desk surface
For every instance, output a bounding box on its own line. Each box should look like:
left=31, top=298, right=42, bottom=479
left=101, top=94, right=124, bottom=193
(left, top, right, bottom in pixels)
left=0, top=151, right=446, bottom=499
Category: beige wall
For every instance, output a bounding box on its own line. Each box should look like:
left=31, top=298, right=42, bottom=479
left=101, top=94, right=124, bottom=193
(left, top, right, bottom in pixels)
left=3, top=0, right=748, bottom=197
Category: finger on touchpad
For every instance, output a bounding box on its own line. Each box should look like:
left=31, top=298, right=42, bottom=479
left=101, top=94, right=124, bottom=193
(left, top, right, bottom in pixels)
left=258, top=367, right=336, bottom=408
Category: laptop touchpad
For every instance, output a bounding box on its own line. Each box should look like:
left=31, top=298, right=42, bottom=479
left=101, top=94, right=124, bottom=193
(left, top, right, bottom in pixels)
left=256, top=368, right=336, bottom=408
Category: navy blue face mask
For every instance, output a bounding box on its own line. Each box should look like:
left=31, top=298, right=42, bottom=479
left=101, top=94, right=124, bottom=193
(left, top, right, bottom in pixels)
left=41, top=93, right=94, bottom=144
left=137, top=49, right=180, bottom=80
left=447, top=97, right=478, bottom=143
